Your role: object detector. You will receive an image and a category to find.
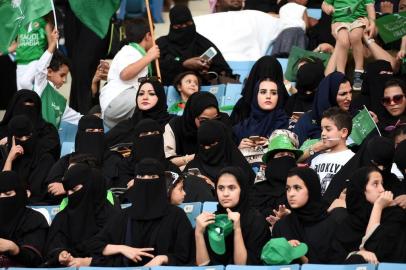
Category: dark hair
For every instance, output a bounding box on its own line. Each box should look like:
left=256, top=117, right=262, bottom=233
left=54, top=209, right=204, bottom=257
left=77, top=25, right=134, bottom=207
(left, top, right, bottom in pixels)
left=384, top=78, right=406, bottom=95
left=49, top=50, right=70, bottom=71
left=322, top=106, right=352, bottom=136
left=392, top=125, right=406, bottom=140
left=173, top=71, right=201, bottom=93
left=165, top=171, right=184, bottom=200
left=124, top=18, right=151, bottom=43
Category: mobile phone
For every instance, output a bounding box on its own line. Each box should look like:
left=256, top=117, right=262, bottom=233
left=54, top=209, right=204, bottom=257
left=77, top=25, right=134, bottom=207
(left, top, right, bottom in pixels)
left=188, top=168, right=201, bottom=176
left=292, top=111, right=304, bottom=118
left=249, top=136, right=262, bottom=142
left=200, top=47, right=217, bottom=61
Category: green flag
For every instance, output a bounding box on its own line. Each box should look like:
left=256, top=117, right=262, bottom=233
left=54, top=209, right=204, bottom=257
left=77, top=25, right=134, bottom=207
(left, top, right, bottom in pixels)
left=376, top=12, right=406, bottom=44
left=349, top=106, right=379, bottom=145
left=0, top=0, right=52, bottom=53
left=285, top=46, right=331, bottom=82
left=69, top=0, right=120, bottom=39
left=41, top=83, right=67, bottom=129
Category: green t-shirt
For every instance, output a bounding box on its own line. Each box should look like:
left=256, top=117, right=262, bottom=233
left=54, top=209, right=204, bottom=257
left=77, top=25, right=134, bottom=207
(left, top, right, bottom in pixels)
left=15, top=17, right=47, bottom=64
left=324, top=0, right=374, bottom=23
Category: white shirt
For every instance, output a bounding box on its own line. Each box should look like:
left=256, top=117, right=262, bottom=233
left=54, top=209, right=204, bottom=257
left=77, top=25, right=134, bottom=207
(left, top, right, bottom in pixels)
left=279, top=2, right=307, bottom=30
left=31, top=50, right=82, bottom=125
left=99, top=45, right=148, bottom=113
left=311, top=149, right=355, bottom=195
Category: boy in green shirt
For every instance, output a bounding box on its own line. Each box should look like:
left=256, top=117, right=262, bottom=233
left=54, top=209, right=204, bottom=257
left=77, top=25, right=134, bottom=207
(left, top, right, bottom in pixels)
left=322, top=0, right=376, bottom=91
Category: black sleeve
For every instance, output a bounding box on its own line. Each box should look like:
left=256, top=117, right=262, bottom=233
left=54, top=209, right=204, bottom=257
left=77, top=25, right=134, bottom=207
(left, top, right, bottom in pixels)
left=44, top=214, right=70, bottom=266
left=45, top=155, right=69, bottom=185
left=156, top=37, right=186, bottom=85
left=29, top=153, right=56, bottom=203
left=244, top=211, right=271, bottom=265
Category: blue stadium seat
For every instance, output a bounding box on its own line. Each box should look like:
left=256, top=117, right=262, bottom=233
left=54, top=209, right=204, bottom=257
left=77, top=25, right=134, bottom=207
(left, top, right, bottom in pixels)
left=166, top=86, right=181, bottom=108
left=221, top=83, right=243, bottom=114
left=179, top=202, right=202, bottom=227
left=307, top=8, right=322, bottom=20
left=151, top=266, right=224, bottom=270
left=125, top=0, right=146, bottom=19
left=61, top=141, right=75, bottom=157
left=226, top=265, right=300, bottom=270
left=150, top=0, right=164, bottom=23
left=201, top=84, right=226, bottom=105
left=10, top=268, right=74, bottom=270
left=227, top=61, right=256, bottom=83
left=58, top=121, right=78, bottom=143
left=202, top=201, right=218, bottom=213
left=301, top=264, right=376, bottom=270
left=30, top=205, right=61, bottom=224
left=277, top=58, right=289, bottom=74
left=80, top=267, right=148, bottom=270
left=378, top=263, right=406, bottom=270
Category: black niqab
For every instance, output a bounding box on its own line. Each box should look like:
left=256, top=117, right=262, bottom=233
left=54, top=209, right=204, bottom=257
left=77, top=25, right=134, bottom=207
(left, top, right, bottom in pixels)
left=75, top=115, right=105, bottom=163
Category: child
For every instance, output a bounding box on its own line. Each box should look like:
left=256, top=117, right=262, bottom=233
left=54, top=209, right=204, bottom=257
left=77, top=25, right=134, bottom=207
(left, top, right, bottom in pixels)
left=31, top=28, right=82, bottom=128
left=310, top=107, right=355, bottom=195
left=322, top=0, right=376, bottom=90
left=100, top=18, right=160, bottom=128
left=165, top=171, right=186, bottom=205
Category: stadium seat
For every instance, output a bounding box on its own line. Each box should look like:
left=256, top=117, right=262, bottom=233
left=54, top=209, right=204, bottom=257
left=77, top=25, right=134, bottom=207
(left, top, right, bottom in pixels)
left=201, top=84, right=226, bottom=105
left=227, top=61, right=256, bottom=83
left=277, top=58, right=289, bottom=74
left=307, top=8, right=322, bottom=20
left=202, top=201, right=218, bottom=213
left=30, top=205, right=60, bottom=224
left=151, top=265, right=224, bottom=270
left=150, top=0, right=164, bottom=23
left=58, top=121, right=78, bottom=143
left=80, top=267, right=148, bottom=270
left=378, top=263, right=406, bottom=270
left=301, top=264, right=376, bottom=270
left=179, top=202, right=202, bottom=227
left=166, top=86, right=181, bottom=108
left=9, top=268, right=74, bottom=270
left=221, top=83, right=243, bottom=114
left=125, top=0, right=146, bottom=19
left=226, top=265, right=300, bottom=270
left=61, top=141, right=75, bottom=157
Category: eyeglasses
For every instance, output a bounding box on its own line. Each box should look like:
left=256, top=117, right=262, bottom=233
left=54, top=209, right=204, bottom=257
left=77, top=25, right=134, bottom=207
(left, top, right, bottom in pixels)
left=384, top=119, right=406, bottom=132
left=138, top=76, right=161, bottom=83
left=381, top=94, right=405, bottom=106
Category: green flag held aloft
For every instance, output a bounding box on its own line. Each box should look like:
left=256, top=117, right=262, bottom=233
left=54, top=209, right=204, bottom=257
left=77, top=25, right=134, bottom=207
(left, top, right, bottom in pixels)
left=69, top=0, right=120, bottom=39
left=0, top=0, right=52, bottom=53
left=285, top=46, right=331, bottom=82
left=349, top=106, right=380, bottom=146
left=376, top=12, right=406, bottom=44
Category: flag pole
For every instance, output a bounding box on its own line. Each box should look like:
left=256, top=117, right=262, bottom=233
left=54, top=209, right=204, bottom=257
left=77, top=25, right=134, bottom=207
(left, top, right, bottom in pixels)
left=144, top=0, right=161, bottom=81
left=49, top=0, right=59, bottom=49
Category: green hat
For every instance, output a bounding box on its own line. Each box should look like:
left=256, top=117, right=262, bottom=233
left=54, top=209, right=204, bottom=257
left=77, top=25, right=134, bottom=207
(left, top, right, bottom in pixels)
left=261, top=237, right=308, bottom=265
left=207, top=214, right=234, bottom=255
left=263, top=135, right=303, bottom=163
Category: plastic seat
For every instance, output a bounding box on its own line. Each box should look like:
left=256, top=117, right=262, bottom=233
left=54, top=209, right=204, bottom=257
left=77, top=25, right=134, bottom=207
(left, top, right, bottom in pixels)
left=30, top=205, right=60, bottom=224
left=166, top=86, right=181, bottom=108
left=9, top=268, right=74, bottom=270
left=227, top=61, right=256, bottom=83
left=179, top=202, right=202, bottom=227
left=307, top=8, right=322, bottom=20
left=125, top=0, right=146, bottom=19
left=226, top=265, right=300, bottom=270
left=151, top=266, right=224, bottom=270
left=202, top=201, right=218, bottom=213
left=277, top=58, right=289, bottom=74
left=201, top=84, right=226, bottom=105
left=61, top=141, right=75, bottom=157
left=301, top=264, right=376, bottom=270
left=221, top=83, right=243, bottom=114
left=80, top=267, right=148, bottom=270
left=58, top=121, right=78, bottom=143
left=378, top=263, right=406, bottom=270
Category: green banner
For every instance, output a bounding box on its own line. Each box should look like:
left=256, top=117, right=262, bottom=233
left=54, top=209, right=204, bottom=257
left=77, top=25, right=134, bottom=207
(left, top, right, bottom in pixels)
left=349, top=107, right=379, bottom=145
left=376, top=12, right=406, bottom=44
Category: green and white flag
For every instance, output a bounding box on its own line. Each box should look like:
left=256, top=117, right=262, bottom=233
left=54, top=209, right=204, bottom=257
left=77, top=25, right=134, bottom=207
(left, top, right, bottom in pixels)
left=376, top=12, right=406, bottom=44
left=69, top=0, right=120, bottom=39
left=0, top=0, right=52, bottom=53
left=348, top=106, right=380, bottom=146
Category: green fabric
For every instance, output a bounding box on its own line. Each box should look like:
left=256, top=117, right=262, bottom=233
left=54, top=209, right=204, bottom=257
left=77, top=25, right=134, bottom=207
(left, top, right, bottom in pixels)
left=299, top=139, right=320, bottom=151
left=349, top=107, right=377, bottom=145
left=261, top=237, right=308, bottom=265
left=68, top=0, right=120, bottom=39
left=207, top=214, right=233, bottom=255
left=376, top=12, right=406, bottom=44
left=15, top=17, right=47, bottom=64
left=107, top=190, right=115, bottom=205
left=324, top=0, right=374, bottom=23
left=0, top=0, right=52, bottom=53
left=168, top=101, right=185, bottom=114
left=285, top=46, right=331, bottom=82
left=129, top=42, right=152, bottom=75
left=60, top=197, right=68, bottom=211
left=41, top=82, right=67, bottom=129
left=59, top=190, right=115, bottom=211
left=263, top=134, right=303, bottom=163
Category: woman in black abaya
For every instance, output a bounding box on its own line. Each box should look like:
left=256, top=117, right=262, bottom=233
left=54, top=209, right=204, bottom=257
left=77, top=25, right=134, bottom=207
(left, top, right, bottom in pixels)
left=90, top=158, right=194, bottom=266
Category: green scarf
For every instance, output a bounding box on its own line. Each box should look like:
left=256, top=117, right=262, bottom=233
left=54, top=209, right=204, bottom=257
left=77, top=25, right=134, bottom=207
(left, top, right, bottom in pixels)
left=129, top=42, right=152, bottom=75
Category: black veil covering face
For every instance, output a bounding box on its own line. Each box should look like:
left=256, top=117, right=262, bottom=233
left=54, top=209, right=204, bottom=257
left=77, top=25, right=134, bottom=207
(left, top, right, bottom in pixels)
left=0, top=170, right=48, bottom=267
left=75, top=115, right=105, bottom=164
left=0, top=90, right=60, bottom=159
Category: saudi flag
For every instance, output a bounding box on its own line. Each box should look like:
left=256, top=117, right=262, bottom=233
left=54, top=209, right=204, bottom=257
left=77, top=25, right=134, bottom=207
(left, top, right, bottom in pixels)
left=0, top=0, right=52, bottom=53
left=69, top=0, right=120, bottom=39
left=348, top=106, right=381, bottom=146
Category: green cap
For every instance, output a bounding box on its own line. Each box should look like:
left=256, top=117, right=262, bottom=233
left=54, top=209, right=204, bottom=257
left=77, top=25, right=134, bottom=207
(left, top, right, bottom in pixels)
left=207, top=214, right=234, bottom=255
left=261, top=237, right=308, bottom=265
left=263, top=135, right=303, bottom=163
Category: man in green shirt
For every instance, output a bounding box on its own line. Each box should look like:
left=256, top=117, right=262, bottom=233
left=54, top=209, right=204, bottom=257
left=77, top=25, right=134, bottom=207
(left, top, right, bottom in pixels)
left=322, top=0, right=376, bottom=91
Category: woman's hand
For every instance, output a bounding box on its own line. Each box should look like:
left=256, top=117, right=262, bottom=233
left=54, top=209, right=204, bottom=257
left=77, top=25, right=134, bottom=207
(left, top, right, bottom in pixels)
left=357, top=250, right=379, bottom=264
left=7, top=136, right=24, bottom=162
left=144, top=255, right=168, bottom=266
left=266, top=205, right=291, bottom=226
left=198, top=174, right=215, bottom=189
left=58, top=250, right=73, bottom=265
left=226, top=208, right=241, bottom=229
left=0, top=238, right=19, bottom=255
left=375, top=191, right=394, bottom=209
left=120, top=246, right=155, bottom=263
left=238, top=138, right=256, bottom=149
left=195, top=212, right=215, bottom=234
left=48, top=182, right=66, bottom=196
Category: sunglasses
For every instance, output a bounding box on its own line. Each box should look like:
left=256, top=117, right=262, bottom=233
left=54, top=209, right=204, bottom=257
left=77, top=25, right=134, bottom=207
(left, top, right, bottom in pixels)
left=384, top=119, right=406, bottom=132
left=138, top=76, right=161, bottom=83
left=381, top=94, right=405, bottom=106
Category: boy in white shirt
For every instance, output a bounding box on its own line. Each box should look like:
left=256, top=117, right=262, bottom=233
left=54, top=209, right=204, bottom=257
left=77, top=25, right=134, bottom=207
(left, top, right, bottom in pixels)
left=310, top=107, right=355, bottom=195
left=31, top=28, right=82, bottom=128
left=100, top=18, right=160, bottom=128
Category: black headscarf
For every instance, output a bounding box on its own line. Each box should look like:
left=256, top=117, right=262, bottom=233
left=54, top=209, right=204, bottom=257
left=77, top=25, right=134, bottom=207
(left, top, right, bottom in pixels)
left=168, top=5, right=196, bottom=46
left=0, top=171, right=27, bottom=238
left=394, top=140, right=406, bottom=179
left=265, top=156, right=297, bottom=197
left=105, top=80, right=172, bottom=148
left=233, top=79, right=289, bottom=142
left=285, top=60, right=325, bottom=116
left=128, top=158, right=169, bottom=220
left=75, top=115, right=105, bottom=164
left=186, top=120, right=255, bottom=183
left=169, top=92, right=225, bottom=155
left=230, top=56, right=288, bottom=125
